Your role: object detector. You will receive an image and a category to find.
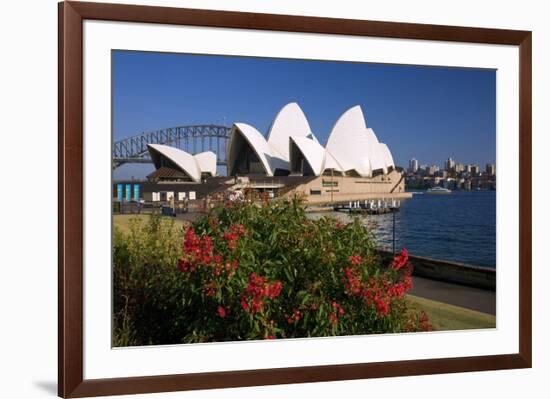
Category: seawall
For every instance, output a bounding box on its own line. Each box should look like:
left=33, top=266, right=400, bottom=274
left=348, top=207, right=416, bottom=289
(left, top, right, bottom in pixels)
left=377, top=250, right=496, bottom=291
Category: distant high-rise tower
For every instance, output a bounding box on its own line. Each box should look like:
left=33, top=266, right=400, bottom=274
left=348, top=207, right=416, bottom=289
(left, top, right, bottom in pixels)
left=444, top=157, right=455, bottom=172
left=486, top=163, right=496, bottom=176
left=409, top=158, right=419, bottom=173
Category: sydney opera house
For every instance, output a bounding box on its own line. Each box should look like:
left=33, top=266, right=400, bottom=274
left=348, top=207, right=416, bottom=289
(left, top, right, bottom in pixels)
left=122, top=103, right=407, bottom=204
left=227, top=102, right=395, bottom=178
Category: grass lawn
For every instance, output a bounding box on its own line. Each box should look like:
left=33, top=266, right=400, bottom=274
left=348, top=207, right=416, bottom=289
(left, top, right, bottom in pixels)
left=113, top=214, right=187, bottom=233
left=407, top=294, right=496, bottom=331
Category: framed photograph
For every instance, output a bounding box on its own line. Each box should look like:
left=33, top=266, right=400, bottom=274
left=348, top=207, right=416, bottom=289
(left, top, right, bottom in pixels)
left=58, top=1, right=531, bottom=397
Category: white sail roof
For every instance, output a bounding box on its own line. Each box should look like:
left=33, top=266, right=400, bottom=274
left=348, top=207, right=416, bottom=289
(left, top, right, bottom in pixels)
left=227, top=123, right=275, bottom=176
left=289, top=136, right=326, bottom=176
left=226, top=102, right=396, bottom=178
left=378, top=143, right=395, bottom=171
left=324, top=151, right=344, bottom=172
left=267, top=102, right=316, bottom=162
left=147, top=144, right=202, bottom=182
left=364, top=128, right=388, bottom=173
left=325, top=105, right=395, bottom=177
left=326, top=105, right=372, bottom=176
left=194, top=151, right=217, bottom=177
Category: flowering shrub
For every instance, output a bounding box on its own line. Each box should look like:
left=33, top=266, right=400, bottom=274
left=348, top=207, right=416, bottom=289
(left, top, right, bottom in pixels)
left=113, top=200, right=431, bottom=346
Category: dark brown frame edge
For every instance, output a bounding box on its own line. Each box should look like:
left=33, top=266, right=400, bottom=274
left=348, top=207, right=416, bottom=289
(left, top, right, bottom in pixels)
left=58, top=1, right=532, bottom=397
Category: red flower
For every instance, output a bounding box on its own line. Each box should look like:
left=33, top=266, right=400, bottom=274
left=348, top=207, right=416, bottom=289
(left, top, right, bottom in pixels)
left=221, top=225, right=246, bottom=251
left=344, top=267, right=362, bottom=296
left=203, top=280, right=216, bottom=297
left=287, top=309, right=302, bottom=324
left=223, top=231, right=239, bottom=250
left=265, top=281, right=282, bottom=299
left=375, top=299, right=390, bottom=316
left=240, top=297, right=249, bottom=312
left=391, top=248, right=409, bottom=270
left=388, top=282, right=406, bottom=298
left=404, top=275, right=413, bottom=291
left=177, top=259, right=195, bottom=272
left=265, top=335, right=275, bottom=339
left=349, top=255, right=362, bottom=266
left=179, top=228, right=218, bottom=271
left=251, top=296, right=264, bottom=314
left=332, top=301, right=345, bottom=316
left=230, top=224, right=246, bottom=236
left=217, top=306, right=226, bottom=318
left=183, top=228, right=200, bottom=252
left=240, top=273, right=282, bottom=314
left=328, top=301, right=345, bottom=325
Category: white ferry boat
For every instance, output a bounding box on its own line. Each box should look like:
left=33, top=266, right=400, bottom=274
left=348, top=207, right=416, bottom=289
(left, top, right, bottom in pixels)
left=426, top=187, right=452, bottom=195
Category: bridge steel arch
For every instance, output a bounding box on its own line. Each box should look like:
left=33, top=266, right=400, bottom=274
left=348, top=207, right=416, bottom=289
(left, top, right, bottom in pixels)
left=113, top=125, right=232, bottom=170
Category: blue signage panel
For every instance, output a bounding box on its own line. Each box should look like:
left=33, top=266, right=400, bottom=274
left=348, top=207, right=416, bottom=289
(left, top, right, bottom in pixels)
left=133, top=184, right=140, bottom=201
left=117, top=184, right=123, bottom=202
left=125, top=184, right=131, bottom=202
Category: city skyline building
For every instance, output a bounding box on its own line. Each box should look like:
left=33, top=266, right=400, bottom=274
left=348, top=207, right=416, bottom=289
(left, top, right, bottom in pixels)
left=409, top=158, right=419, bottom=173
left=425, top=164, right=440, bottom=176
left=444, top=157, right=455, bottom=172
left=407, top=157, right=493, bottom=175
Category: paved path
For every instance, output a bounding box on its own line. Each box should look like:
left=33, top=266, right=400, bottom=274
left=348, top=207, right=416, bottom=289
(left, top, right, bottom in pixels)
left=410, top=276, right=496, bottom=315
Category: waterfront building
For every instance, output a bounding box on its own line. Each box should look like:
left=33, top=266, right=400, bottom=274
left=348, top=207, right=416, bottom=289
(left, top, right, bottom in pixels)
left=121, top=103, right=408, bottom=205
left=226, top=103, right=403, bottom=203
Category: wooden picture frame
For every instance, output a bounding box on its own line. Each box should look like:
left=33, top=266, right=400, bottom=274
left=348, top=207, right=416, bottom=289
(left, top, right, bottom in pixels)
left=58, top=1, right=532, bottom=397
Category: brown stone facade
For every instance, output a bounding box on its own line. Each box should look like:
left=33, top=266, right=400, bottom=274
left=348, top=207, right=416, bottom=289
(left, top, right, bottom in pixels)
left=284, top=169, right=410, bottom=204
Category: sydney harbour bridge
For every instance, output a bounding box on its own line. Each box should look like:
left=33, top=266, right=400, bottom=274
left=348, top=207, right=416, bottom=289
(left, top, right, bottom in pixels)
left=113, top=125, right=232, bottom=170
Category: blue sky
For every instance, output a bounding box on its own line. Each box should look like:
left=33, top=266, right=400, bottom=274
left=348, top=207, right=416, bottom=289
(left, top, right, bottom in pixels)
left=113, top=50, right=496, bottom=171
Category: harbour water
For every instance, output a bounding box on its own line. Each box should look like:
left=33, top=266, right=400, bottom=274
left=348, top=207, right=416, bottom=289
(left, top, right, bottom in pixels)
left=308, top=190, right=496, bottom=268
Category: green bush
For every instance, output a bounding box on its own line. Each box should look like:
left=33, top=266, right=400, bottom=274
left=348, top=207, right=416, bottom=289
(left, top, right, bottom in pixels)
left=113, top=200, right=431, bottom=346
